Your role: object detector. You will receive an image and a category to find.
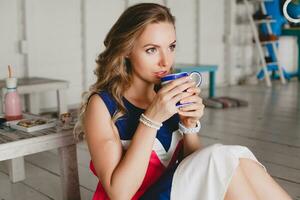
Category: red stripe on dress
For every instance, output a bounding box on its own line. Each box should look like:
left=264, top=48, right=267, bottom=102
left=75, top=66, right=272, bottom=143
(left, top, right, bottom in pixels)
left=90, top=151, right=165, bottom=200
left=90, top=140, right=183, bottom=199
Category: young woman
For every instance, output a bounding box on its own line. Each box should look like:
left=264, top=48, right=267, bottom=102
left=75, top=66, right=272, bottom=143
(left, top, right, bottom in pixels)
left=75, top=3, right=292, bottom=200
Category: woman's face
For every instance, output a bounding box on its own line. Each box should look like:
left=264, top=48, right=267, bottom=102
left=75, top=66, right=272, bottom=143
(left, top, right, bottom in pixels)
left=128, top=22, right=176, bottom=84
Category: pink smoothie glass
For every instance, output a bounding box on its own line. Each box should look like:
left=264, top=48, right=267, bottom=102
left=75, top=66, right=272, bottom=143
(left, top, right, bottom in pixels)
left=4, top=77, right=22, bottom=121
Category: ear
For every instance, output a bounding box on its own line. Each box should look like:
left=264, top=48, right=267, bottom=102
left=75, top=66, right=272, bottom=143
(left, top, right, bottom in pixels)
left=124, top=51, right=131, bottom=59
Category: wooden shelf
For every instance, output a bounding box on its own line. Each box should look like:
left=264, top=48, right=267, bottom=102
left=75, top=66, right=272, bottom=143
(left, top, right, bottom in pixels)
left=255, top=19, right=276, bottom=24
left=260, top=40, right=279, bottom=45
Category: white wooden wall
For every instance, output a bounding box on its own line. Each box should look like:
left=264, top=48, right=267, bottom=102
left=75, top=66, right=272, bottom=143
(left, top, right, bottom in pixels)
left=0, top=0, right=22, bottom=78
left=0, top=0, right=226, bottom=110
left=83, top=0, right=126, bottom=90
left=199, top=0, right=225, bottom=85
left=25, top=0, right=83, bottom=109
left=278, top=36, right=298, bottom=73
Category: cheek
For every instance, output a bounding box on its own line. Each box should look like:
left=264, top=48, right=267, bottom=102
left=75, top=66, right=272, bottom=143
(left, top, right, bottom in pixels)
left=169, top=58, right=175, bottom=68
left=133, top=54, right=158, bottom=70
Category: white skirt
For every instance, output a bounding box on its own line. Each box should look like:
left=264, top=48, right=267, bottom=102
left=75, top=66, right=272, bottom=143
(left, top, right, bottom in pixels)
left=170, top=144, right=266, bottom=200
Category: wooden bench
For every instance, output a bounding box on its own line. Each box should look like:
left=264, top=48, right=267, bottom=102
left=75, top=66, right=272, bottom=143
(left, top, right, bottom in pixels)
left=174, top=64, right=218, bottom=98
left=0, top=125, right=81, bottom=200
left=0, top=77, right=69, bottom=185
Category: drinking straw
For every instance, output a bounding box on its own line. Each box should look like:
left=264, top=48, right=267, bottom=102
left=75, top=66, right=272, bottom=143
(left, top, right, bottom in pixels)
left=8, top=65, right=12, bottom=78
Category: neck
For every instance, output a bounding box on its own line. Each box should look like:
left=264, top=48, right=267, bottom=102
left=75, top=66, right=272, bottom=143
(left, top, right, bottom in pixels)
left=124, top=76, right=156, bottom=108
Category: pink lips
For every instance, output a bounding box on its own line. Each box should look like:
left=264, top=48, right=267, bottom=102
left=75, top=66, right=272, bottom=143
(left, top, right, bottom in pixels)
left=154, top=70, right=168, bottom=78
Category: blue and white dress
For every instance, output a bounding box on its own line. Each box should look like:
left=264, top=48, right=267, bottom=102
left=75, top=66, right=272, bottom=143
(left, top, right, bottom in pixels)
left=90, top=91, right=266, bottom=200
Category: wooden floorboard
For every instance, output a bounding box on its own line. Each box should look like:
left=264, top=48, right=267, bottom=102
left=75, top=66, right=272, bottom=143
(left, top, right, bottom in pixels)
left=0, top=80, right=300, bottom=199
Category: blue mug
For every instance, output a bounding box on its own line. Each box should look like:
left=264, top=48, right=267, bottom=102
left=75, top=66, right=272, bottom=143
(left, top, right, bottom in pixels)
left=161, top=72, right=202, bottom=107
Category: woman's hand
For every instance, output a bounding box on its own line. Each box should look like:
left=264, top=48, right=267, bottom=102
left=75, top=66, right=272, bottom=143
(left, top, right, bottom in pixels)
left=178, top=86, right=204, bottom=128
left=145, top=76, right=195, bottom=123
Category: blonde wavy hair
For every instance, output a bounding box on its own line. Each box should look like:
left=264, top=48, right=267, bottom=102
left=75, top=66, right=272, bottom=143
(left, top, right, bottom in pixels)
left=74, top=3, right=175, bottom=139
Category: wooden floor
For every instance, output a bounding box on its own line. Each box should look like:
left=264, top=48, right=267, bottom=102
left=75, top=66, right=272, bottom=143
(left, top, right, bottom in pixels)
left=0, top=80, right=300, bottom=200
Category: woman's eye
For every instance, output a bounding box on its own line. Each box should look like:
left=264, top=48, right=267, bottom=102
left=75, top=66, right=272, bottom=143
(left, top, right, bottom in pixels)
left=169, top=44, right=176, bottom=51
left=146, top=47, right=157, bottom=54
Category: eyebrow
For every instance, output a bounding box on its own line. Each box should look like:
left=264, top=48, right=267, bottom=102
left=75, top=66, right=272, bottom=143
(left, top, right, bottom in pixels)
left=143, top=40, right=176, bottom=48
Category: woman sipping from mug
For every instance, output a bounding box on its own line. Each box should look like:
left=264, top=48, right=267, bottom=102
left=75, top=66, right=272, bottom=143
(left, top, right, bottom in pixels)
left=74, top=3, right=292, bottom=200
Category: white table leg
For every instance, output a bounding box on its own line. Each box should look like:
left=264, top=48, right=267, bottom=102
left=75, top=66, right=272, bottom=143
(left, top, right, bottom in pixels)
left=58, top=144, right=81, bottom=200
left=11, top=93, right=40, bottom=182
left=57, top=89, right=68, bottom=114
left=5, top=157, right=26, bottom=183
left=0, top=88, right=6, bottom=114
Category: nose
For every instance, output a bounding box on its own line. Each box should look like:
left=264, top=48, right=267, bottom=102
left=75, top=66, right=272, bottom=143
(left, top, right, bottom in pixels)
left=159, top=50, right=169, bottom=67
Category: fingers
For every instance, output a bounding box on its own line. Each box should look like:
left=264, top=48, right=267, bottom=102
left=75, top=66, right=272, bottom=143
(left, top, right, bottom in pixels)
left=186, top=87, right=201, bottom=95
left=159, top=76, right=190, bottom=94
left=166, top=86, right=201, bottom=108
left=178, top=104, right=205, bottom=117
left=167, top=81, right=196, bottom=99
left=172, top=92, right=194, bottom=104
left=178, top=94, right=204, bottom=117
left=178, top=109, right=204, bottom=117
left=180, top=95, right=202, bottom=105
left=178, top=102, right=203, bottom=112
left=155, top=76, right=202, bottom=114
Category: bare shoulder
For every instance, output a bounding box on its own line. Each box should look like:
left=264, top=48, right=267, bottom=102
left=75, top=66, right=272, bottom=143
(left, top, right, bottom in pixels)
left=86, top=94, right=109, bottom=119
left=84, top=93, right=119, bottom=140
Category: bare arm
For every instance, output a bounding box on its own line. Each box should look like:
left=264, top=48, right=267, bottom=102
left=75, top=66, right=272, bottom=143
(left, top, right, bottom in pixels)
left=84, top=95, right=157, bottom=199
left=183, top=134, right=202, bottom=156
left=84, top=77, right=195, bottom=199
left=178, top=87, right=204, bottom=157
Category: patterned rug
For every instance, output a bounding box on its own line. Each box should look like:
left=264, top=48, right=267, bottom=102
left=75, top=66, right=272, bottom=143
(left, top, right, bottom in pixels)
left=203, top=97, right=248, bottom=109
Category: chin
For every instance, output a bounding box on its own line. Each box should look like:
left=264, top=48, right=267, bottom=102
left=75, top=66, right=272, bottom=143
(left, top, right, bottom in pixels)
left=152, top=78, right=161, bottom=85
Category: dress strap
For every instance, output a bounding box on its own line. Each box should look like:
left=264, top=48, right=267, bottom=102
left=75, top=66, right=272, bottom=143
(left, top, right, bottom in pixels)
left=96, top=91, right=118, bottom=117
